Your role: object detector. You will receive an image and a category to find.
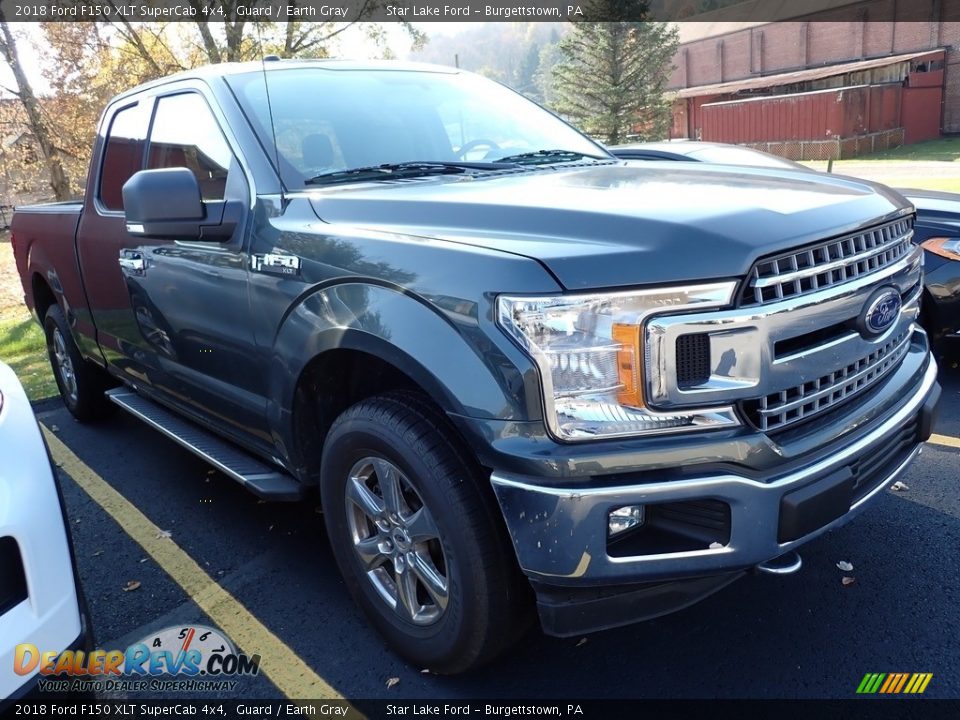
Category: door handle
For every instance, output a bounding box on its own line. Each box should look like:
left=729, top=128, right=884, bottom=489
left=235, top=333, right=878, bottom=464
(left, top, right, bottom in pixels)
left=119, top=252, right=145, bottom=272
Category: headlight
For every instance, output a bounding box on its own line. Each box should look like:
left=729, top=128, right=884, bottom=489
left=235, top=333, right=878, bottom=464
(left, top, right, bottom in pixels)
left=498, top=283, right=740, bottom=441
left=921, top=237, right=960, bottom=261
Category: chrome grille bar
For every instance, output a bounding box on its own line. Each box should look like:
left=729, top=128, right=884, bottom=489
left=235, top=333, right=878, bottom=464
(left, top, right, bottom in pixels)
left=742, top=331, right=912, bottom=432
left=744, top=217, right=914, bottom=306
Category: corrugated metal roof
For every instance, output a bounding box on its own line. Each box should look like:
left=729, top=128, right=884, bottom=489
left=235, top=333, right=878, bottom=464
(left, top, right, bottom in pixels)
left=675, top=49, right=945, bottom=99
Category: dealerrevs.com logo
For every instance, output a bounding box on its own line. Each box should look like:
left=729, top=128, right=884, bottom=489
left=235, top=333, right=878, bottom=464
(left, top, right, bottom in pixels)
left=15, top=625, right=261, bottom=693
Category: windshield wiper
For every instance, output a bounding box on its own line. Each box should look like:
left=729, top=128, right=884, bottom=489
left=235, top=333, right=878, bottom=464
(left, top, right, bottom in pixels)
left=304, top=161, right=514, bottom=186
left=493, top=149, right=609, bottom=165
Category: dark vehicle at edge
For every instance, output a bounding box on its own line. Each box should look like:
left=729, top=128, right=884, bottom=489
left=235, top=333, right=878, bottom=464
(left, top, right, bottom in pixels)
left=12, top=61, right=941, bottom=673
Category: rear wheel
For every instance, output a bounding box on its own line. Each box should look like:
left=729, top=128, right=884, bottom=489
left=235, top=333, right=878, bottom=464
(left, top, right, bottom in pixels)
left=320, top=392, right=529, bottom=674
left=44, top=305, right=113, bottom=422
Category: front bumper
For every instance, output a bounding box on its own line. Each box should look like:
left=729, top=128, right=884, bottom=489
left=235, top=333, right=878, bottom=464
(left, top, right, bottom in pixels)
left=489, top=349, right=940, bottom=635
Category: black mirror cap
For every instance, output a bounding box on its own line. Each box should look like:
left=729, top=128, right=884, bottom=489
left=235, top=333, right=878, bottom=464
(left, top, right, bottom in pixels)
left=122, top=168, right=203, bottom=223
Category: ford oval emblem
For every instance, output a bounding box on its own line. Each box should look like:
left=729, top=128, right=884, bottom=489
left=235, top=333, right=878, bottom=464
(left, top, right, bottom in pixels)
left=859, top=287, right=902, bottom=337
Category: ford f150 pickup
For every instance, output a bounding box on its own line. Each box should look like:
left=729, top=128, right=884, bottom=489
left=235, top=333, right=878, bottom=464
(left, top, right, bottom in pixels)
left=13, top=60, right=941, bottom=673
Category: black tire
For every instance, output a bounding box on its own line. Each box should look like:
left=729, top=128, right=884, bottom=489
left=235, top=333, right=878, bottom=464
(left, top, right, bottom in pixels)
left=44, top=305, right=113, bottom=422
left=320, top=391, right=530, bottom=674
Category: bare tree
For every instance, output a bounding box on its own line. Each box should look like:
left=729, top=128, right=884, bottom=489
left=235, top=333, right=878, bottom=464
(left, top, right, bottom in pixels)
left=0, top=14, right=71, bottom=201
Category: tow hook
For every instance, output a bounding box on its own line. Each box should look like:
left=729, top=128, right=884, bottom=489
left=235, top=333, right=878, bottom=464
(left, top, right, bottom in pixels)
left=755, top=550, right=803, bottom=575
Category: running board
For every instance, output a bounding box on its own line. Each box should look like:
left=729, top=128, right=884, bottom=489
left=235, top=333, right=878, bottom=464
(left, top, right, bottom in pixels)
left=106, top=389, right=303, bottom=501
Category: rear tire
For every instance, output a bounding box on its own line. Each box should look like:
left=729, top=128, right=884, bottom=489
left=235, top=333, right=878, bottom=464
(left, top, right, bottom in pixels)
left=320, top=392, right=529, bottom=674
left=44, top=305, right=113, bottom=422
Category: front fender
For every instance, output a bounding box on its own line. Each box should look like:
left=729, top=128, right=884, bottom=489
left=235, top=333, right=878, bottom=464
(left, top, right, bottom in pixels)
left=267, top=281, right=542, bottom=453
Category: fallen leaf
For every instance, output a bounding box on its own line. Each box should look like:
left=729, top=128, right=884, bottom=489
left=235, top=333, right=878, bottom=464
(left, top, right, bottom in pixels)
left=841, top=576, right=856, bottom=586
left=575, top=638, right=588, bottom=647
left=156, top=530, right=172, bottom=539
left=891, top=481, right=909, bottom=492
left=836, top=561, right=854, bottom=572
left=123, top=580, right=141, bottom=592
left=709, top=542, right=724, bottom=549
left=386, top=677, right=400, bottom=689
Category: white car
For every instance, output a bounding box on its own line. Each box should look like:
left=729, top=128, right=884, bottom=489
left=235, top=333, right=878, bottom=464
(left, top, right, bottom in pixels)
left=0, top=361, right=92, bottom=702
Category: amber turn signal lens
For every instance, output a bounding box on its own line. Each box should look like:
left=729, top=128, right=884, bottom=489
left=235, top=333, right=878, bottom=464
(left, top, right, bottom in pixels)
left=612, top=323, right=643, bottom=407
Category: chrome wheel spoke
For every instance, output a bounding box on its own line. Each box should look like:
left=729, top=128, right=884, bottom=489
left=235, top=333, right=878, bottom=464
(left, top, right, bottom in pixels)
left=354, top=535, right=388, bottom=570
left=405, top=507, right=440, bottom=544
left=410, top=551, right=449, bottom=609
left=373, top=458, right=404, bottom=516
left=346, top=475, right=384, bottom=520
left=395, top=565, right=420, bottom=620
left=52, top=329, right=77, bottom=401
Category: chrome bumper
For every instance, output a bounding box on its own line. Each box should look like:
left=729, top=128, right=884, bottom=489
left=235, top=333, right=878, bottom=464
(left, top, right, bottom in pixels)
left=490, top=356, right=939, bottom=586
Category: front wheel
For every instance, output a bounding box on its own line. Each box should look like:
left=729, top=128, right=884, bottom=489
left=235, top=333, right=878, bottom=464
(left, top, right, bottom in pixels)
left=320, top=392, right=529, bottom=674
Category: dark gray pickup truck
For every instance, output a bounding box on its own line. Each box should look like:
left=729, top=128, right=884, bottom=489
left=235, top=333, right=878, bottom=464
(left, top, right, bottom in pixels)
left=13, top=60, right=941, bottom=673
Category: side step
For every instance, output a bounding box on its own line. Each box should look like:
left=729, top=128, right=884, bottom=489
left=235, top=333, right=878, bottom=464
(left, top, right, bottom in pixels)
left=106, top=389, right=304, bottom=501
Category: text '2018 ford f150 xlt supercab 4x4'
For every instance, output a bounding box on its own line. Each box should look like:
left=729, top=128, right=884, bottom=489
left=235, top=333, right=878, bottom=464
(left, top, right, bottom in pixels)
left=13, top=60, right=941, bottom=674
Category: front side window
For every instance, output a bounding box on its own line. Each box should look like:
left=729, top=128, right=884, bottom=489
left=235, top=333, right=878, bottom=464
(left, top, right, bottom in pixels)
left=147, top=93, right=234, bottom=201
left=99, top=103, right=149, bottom=211
left=227, top=67, right=608, bottom=188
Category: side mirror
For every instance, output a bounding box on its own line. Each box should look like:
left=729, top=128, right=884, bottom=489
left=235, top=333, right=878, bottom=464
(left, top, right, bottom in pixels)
left=122, top=168, right=240, bottom=242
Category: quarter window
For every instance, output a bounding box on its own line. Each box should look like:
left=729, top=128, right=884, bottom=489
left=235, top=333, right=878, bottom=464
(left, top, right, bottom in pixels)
left=147, top=93, right=233, bottom=201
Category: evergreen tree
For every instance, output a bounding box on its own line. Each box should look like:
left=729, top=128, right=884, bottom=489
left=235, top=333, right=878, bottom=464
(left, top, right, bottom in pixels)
left=550, top=5, right=679, bottom=144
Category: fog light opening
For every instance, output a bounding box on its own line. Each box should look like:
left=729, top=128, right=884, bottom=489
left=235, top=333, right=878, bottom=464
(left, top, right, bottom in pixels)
left=608, top=505, right=645, bottom=538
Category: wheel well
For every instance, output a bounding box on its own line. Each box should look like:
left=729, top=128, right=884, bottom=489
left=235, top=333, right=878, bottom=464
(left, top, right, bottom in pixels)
left=32, top=273, right=56, bottom=323
left=293, top=349, right=465, bottom=484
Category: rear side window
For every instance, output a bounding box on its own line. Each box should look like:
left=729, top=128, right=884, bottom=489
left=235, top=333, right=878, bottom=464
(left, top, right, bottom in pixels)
left=146, top=93, right=233, bottom=201
left=98, top=103, right=148, bottom=211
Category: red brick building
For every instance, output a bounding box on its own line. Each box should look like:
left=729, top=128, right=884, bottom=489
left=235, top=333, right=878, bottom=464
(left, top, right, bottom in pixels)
left=666, top=1, right=960, bottom=158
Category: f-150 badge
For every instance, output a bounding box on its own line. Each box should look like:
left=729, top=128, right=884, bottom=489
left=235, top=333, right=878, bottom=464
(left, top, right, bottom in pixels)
left=251, top=253, right=301, bottom=276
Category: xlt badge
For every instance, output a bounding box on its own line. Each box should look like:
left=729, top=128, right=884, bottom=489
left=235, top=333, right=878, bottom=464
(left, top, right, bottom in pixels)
left=251, top=253, right=301, bottom=277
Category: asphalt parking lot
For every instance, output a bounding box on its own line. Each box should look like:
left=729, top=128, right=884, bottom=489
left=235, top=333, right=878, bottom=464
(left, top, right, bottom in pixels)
left=33, top=356, right=960, bottom=702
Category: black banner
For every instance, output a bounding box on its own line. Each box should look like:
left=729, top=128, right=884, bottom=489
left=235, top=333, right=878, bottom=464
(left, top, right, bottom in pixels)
left=3, top=699, right=960, bottom=720
left=0, top=0, right=957, bottom=23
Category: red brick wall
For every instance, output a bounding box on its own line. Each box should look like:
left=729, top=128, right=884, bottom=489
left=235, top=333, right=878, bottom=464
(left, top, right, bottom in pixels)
left=671, top=15, right=960, bottom=132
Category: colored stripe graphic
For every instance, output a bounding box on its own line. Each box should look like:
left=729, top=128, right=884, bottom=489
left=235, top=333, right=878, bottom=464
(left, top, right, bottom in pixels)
left=857, top=672, right=932, bottom=694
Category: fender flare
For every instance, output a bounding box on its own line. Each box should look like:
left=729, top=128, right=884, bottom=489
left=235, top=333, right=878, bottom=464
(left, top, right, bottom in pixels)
left=267, top=282, right=538, bottom=457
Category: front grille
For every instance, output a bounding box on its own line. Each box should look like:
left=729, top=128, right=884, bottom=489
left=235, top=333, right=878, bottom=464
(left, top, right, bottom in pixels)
left=742, top=331, right=911, bottom=433
left=742, top=217, right=913, bottom=306
left=0, top=537, right=28, bottom=614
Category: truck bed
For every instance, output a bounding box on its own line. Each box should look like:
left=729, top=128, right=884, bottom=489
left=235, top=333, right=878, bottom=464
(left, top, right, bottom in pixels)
left=12, top=201, right=85, bottom=332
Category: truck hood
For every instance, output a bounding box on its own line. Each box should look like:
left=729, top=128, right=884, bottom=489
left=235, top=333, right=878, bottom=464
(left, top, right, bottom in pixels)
left=306, top=162, right=911, bottom=290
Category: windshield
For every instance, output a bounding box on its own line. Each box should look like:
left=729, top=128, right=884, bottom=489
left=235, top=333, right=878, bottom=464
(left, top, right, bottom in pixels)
left=226, top=66, right=608, bottom=188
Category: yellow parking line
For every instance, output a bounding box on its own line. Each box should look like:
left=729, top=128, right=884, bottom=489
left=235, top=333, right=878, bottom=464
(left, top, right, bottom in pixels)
left=42, top=426, right=358, bottom=709
left=929, top=433, right=960, bottom=449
